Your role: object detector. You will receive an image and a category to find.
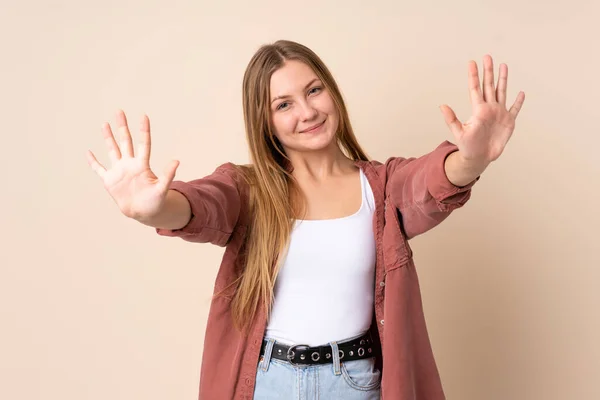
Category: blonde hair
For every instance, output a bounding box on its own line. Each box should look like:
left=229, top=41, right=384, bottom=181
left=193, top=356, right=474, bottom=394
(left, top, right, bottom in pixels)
left=229, top=40, right=370, bottom=332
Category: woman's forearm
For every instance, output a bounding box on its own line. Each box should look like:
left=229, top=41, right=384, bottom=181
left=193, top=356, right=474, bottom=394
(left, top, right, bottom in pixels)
left=136, top=190, right=192, bottom=230
left=444, top=150, right=486, bottom=187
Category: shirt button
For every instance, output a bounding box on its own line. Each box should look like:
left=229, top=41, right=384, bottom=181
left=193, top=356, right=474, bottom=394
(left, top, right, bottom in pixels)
left=379, top=281, right=385, bottom=287
left=380, top=319, right=385, bottom=325
left=245, top=378, right=251, bottom=385
left=254, top=339, right=259, bottom=345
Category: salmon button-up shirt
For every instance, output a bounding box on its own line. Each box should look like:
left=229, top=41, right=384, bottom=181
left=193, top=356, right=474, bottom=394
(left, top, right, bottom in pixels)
left=157, top=140, right=477, bottom=399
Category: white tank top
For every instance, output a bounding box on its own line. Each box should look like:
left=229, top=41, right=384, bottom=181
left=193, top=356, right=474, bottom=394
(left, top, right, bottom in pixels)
left=265, top=168, right=377, bottom=346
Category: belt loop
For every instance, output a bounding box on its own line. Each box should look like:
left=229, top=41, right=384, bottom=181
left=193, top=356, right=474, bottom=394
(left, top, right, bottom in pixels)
left=329, top=341, right=341, bottom=376
left=260, top=338, right=276, bottom=372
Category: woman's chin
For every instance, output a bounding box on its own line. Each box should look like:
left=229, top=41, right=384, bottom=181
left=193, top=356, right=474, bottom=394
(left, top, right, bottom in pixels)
left=295, top=137, right=338, bottom=153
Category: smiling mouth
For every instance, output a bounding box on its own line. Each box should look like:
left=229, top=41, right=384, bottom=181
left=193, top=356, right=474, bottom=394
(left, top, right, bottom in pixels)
left=300, top=120, right=325, bottom=133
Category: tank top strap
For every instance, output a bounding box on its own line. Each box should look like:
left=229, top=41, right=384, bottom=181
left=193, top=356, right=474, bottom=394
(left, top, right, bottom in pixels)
left=359, top=168, right=375, bottom=213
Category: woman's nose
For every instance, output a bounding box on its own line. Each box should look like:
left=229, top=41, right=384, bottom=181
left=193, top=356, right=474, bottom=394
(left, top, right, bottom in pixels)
left=298, top=101, right=318, bottom=121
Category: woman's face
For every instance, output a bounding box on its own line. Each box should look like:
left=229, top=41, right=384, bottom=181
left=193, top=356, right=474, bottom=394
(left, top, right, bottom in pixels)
left=269, top=60, right=339, bottom=154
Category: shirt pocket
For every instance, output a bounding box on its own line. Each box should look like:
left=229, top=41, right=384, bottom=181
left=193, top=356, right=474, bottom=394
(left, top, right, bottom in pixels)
left=382, top=196, right=413, bottom=271
left=212, top=224, right=248, bottom=297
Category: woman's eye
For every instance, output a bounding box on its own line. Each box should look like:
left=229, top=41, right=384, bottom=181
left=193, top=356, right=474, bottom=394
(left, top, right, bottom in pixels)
left=309, top=86, right=322, bottom=95
left=277, top=102, right=289, bottom=110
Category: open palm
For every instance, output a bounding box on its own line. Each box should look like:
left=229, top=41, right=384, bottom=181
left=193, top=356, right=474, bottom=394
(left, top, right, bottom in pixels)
left=440, top=55, right=525, bottom=166
left=86, top=111, right=179, bottom=220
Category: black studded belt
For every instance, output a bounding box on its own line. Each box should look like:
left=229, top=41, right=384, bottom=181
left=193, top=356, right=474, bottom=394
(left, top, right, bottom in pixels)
left=260, top=332, right=379, bottom=366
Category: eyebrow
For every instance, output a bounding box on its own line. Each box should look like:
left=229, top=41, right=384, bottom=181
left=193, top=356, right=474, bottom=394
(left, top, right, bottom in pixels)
left=271, top=78, right=321, bottom=104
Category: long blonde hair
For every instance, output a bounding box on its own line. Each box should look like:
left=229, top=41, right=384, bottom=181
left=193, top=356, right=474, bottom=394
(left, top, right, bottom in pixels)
left=230, top=40, right=370, bottom=332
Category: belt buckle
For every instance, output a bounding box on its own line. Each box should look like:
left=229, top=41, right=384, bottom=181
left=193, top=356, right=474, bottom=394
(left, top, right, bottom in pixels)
left=286, top=344, right=310, bottom=366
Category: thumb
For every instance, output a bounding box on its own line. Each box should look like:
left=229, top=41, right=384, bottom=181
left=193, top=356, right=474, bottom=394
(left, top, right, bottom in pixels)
left=160, top=160, right=180, bottom=188
left=439, top=105, right=463, bottom=139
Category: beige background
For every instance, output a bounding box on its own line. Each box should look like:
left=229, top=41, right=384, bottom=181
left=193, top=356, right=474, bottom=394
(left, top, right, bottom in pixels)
left=1, top=1, right=599, bottom=399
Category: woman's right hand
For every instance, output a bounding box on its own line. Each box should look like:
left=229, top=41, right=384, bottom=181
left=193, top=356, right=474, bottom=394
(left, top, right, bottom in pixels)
left=86, top=110, right=180, bottom=222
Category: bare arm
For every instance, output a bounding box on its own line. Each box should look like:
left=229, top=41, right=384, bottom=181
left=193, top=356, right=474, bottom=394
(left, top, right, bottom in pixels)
left=154, top=164, right=243, bottom=246
left=443, top=150, right=484, bottom=187
left=88, top=111, right=242, bottom=247
left=136, top=189, right=192, bottom=230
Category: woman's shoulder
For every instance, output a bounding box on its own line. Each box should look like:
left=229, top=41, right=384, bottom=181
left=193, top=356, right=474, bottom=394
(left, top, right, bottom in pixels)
left=355, top=158, right=394, bottom=176
left=212, top=162, right=252, bottom=177
left=212, top=162, right=256, bottom=193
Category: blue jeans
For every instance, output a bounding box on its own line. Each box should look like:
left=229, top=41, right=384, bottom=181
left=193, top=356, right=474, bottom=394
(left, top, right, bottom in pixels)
left=253, top=337, right=381, bottom=399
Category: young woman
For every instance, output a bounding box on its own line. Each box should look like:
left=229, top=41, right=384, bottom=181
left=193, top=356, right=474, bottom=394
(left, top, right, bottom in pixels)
left=87, top=40, right=525, bottom=400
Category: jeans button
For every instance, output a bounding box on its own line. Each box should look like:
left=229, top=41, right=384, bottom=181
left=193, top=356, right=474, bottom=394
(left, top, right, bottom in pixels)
left=380, top=319, right=385, bottom=325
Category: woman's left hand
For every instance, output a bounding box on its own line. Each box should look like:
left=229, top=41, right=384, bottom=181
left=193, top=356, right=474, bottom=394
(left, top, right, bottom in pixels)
left=440, top=55, right=525, bottom=171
